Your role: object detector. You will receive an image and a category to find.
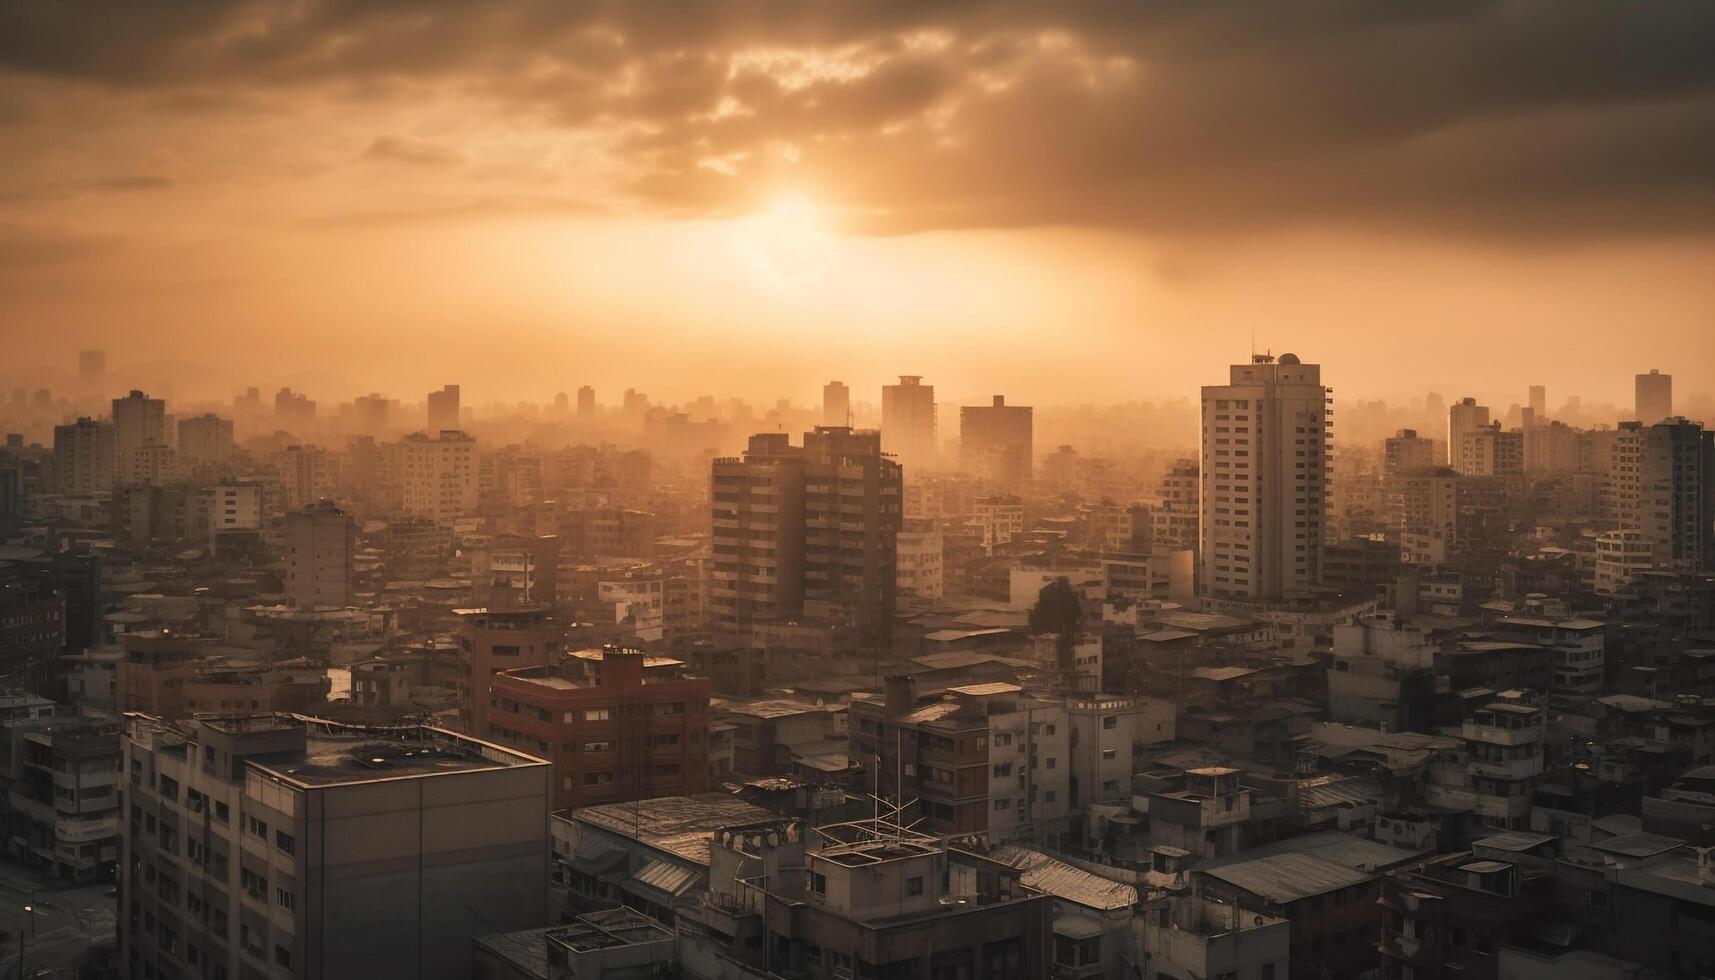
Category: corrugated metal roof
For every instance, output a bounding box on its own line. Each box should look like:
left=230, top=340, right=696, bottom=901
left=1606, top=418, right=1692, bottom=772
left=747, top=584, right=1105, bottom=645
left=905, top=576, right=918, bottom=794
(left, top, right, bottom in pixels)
left=1472, top=831, right=1555, bottom=853
left=632, top=859, right=701, bottom=897
left=990, top=845, right=1138, bottom=911
left=1202, top=852, right=1369, bottom=904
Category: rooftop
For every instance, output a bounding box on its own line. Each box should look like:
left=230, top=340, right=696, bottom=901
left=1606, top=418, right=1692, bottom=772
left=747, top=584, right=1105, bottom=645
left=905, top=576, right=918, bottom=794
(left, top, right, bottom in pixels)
left=990, top=845, right=1138, bottom=911
left=569, top=794, right=776, bottom=865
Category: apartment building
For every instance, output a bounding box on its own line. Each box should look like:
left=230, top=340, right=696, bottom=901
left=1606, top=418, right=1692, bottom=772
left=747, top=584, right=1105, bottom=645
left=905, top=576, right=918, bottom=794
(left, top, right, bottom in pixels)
left=1200, top=353, right=1331, bottom=600
left=120, top=713, right=549, bottom=980
left=484, top=647, right=711, bottom=811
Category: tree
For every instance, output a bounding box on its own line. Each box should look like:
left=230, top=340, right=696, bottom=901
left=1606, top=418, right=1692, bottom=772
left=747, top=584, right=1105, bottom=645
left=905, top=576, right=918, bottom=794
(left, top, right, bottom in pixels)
left=1029, top=576, right=1083, bottom=679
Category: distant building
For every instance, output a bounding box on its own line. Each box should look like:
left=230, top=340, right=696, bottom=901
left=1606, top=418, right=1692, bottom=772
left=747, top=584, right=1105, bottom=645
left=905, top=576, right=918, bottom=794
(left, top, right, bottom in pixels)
left=576, top=385, right=596, bottom=416
left=284, top=499, right=355, bottom=608
left=1636, top=368, right=1672, bottom=425
left=112, top=389, right=167, bottom=485
left=176, top=413, right=234, bottom=467
left=881, top=375, right=937, bottom=475
left=896, top=520, right=944, bottom=599
left=399, top=429, right=478, bottom=522
left=1447, top=397, right=1491, bottom=475
left=52, top=417, right=115, bottom=494
left=960, top=395, right=1034, bottom=487
left=427, top=383, right=461, bottom=432
left=821, top=380, right=850, bottom=427
left=119, top=713, right=549, bottom=980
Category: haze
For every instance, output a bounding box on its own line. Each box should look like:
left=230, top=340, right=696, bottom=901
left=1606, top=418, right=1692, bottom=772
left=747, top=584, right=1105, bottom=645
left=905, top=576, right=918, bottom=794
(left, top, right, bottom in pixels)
left=3, top=2, right=1715, bottom=408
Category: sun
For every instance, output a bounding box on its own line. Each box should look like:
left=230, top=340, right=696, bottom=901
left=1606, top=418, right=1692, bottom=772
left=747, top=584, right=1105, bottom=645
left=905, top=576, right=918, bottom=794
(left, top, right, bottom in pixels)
left=735, top=191, right=836, bottom=287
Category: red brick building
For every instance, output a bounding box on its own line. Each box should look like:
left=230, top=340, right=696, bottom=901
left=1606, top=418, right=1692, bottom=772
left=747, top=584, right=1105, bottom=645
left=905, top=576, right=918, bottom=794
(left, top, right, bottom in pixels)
left=486, top=647, right=711, bottom=810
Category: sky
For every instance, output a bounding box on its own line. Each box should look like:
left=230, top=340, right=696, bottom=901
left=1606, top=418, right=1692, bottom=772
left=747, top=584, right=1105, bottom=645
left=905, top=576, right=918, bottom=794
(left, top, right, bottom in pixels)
left=3, top=1, right=1715, bottom=410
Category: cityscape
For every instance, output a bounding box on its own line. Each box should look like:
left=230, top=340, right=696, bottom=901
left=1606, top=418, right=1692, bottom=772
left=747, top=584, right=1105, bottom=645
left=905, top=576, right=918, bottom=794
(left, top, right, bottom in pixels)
left=5, top=4, right=1715, bottom=980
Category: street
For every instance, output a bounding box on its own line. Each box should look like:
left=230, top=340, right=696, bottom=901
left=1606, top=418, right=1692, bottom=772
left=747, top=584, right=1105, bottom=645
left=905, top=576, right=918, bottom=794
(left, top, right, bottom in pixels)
left=0, top=862, right=115, bottom=980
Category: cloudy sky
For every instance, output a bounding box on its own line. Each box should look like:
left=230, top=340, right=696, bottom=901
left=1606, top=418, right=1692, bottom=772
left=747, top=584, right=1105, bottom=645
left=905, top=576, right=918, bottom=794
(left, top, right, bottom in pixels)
left=4, top=1, right=1714, bottom=408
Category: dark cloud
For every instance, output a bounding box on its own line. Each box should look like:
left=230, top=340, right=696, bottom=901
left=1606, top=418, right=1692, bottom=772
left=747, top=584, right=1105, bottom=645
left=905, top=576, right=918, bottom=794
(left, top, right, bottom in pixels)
left=2, top=1, right=1713, bottom=236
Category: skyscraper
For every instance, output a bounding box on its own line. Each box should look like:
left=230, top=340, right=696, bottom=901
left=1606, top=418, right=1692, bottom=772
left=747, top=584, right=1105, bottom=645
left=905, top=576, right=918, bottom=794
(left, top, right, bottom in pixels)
left=881, top=375, right=936, bottom=475
left=1200, top=352, right=1330, bottom=601
left=1528, top=384, right=1547, bottom=421
left=1604, top=418, right=1714, bottom=576
left=959, top=395, right=1034, bottom=487
left=426, top=383, right=460, bottom=432
left=1636, top=368, right=1672, bottom=425
left=1447, top=397, right=1491, bottom=475
left=823, top=380, right=850, bottom=427
left=577, top=384, right=596, bottom=416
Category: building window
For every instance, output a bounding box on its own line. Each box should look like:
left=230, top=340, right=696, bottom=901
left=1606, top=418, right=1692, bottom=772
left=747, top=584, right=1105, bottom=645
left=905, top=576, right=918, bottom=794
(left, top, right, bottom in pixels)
left=994, top=799, right=1011, bottom=811
left=907, top=876, right=924, bottom=896
left=1102, top=716, right=1117, bottom=730
left=582, top=741, right=613, bottom=752
left=583, top=771, right=613, bottom=785
left=584, top=709, right=610, bottom=722
left=246, top=816, right=267, bottom=840
left=275, top=946, right=292, bottom=968
left=276, top=888, right=294, bottom=911
left=810, top=872, right=826, bottom=895
left=275, top=831, right=294, bottom=856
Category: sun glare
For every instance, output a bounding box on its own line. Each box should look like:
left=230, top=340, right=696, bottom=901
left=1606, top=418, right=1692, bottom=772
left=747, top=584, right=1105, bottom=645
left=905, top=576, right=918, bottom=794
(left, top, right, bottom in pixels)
left=735, top=191, right=835, bottom=288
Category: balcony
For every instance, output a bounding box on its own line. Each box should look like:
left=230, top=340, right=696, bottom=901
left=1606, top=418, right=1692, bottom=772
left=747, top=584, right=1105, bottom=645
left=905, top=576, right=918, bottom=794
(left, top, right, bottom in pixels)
left=1468, top=757, right=1542, bottom=781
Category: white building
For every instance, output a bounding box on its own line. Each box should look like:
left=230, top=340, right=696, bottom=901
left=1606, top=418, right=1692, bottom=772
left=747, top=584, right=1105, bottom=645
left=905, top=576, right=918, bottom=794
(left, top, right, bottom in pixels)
left=399, top=430, right=478, bottom=523
left=272, top=443, right=333, bottom=513
left=1200, top=352, right=1330, bottom=601
left=204, top=482, right=264, bottom=544
left=895, top=522, right=944, bottom=599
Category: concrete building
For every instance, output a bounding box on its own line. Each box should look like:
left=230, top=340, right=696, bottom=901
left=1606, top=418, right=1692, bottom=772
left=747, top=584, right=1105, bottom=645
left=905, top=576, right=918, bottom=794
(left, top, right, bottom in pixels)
left=455, top=607, right=565, bottom=735
left=398, top=429, right=478, bottom=523
left=1636, top=368, right=1672, bottom=425
left=709, top=427, right=902, bottom=647
left=1606, top=419, right=1715, bottom=578
left=822, top=380, right=850, bottom=428
left=1136, top=896, right=1289, bottom=980
left=1150, top=459, right=1200, bottom=555
left=274, top=444, right=333, bottom=513
left=896, top=520, right=944, bottom=599
left=1429, top=702, right=1545, bottom=832
left=284, top=500, right=356, bottom=608
left=204, top=482, right=265, bottom=547
left=1447, top=397, right=1491, bottom=474
left=680, top=814, right=1052, bottom=980
left=1384, top=428, right=1435, bottom=477
left=53, top=417, right=116, bottom=494
left=426, top=384, right=460, bottom=433
left=576, top=385, right=595, bottom=417
left=177, top=413, right=235, bottom=468
left=1457, top=423, right=1524, bottom=477
left=485, top=648, right=710, bottom=811
left=1328, top=611, right=1443, bottom=731
left=0, top=705, right=121, bottom=882
left=1200, top=352, right=1331, bottom=601
left=960, top=395, right=1034, bottom=487
left=113, top=389, right=168, bottom=485
left=881, top=375, right=937, bottom=475
left=120, top=713, right=549, bottom=980
left=470, top=534, right=560, bottom=612
left=973, top=494, right=1026, bottom=553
